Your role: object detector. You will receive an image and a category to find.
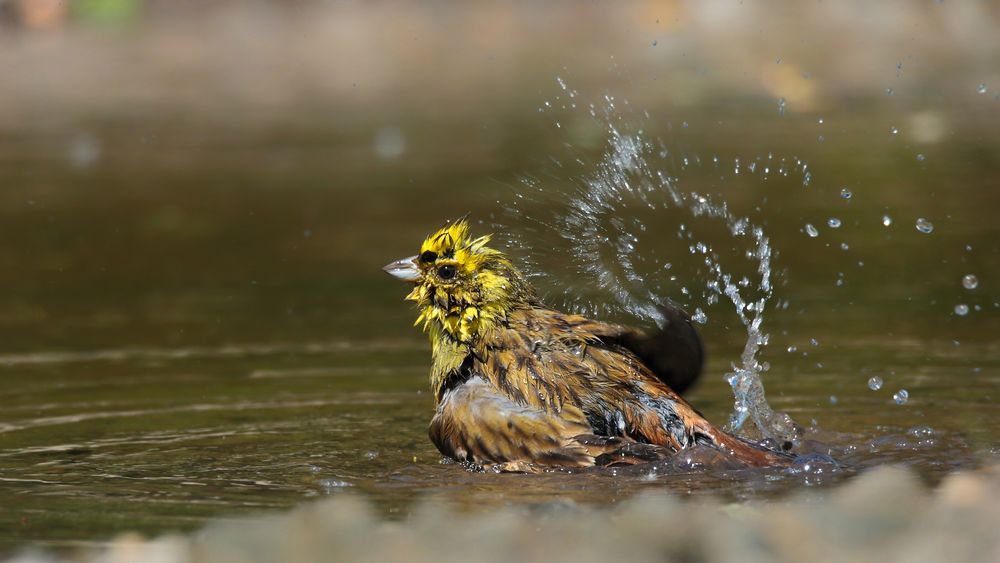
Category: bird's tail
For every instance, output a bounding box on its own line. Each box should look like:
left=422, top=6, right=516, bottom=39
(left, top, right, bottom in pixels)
left=698, top=424, right=795, bottom=467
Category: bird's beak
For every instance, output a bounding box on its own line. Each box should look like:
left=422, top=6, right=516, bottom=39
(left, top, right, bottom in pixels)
left=383, top=255, right=421, bottom=282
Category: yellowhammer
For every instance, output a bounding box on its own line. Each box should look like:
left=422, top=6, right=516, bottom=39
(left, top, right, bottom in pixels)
left=384, top=218, right=792, bottom=471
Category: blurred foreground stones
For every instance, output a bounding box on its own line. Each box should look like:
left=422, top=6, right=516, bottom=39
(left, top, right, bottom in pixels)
left=8, top=464, right=999, bottom=563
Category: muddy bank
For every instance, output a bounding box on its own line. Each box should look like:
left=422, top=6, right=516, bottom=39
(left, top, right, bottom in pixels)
left=7, top=464, right=998, bottom=563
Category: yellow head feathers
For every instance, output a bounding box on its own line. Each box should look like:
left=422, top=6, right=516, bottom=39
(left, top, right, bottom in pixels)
left=417, top=217, right=498, bottom=279
left=384, top=217, right=536, bottom=345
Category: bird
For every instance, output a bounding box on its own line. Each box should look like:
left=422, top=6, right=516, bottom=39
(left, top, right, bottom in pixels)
left=383, top=217, right=793, bottom=472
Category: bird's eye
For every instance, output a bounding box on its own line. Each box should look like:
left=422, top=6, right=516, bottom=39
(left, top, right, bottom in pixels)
left=437, top=264, right=457, bottom=280
left=420, top=250, right=438, bottom=263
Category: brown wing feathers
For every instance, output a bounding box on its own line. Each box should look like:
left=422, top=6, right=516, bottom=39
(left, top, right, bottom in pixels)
left=428, top=306, right=790, bottom=470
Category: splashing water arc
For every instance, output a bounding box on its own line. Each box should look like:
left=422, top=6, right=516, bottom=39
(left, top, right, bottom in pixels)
left=501, top=86, right=801, bottom=444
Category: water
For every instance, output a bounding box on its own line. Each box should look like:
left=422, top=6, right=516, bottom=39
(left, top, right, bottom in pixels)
left=893, top=389, right=910, bottom=405
left=506, top=85, right=809, bottom=442
left=2, top=28, right=1000, bottom=557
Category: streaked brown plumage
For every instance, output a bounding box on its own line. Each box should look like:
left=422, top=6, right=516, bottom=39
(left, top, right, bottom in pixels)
left=385, top=218, right=792, bottom=472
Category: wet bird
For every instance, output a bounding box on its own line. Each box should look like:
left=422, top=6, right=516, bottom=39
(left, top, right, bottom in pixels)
left=384, top=218, right=791, bottom=472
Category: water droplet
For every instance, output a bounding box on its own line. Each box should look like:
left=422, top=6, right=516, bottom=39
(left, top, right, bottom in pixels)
left=817, top=135, right=825, bottom=143
left=893, top=389, right=909, bottom=405
left=916, top=153, right=926, bottom=162
left=890, top=126, right=899, bottom=135
left=827, top=218, right=841, bottom=228
left=810, top=338, right=819, bottom=347
left=829, top=395, right=838, bottom=405
left=777, top=97, right=786, bottom=116
left=868, top=376, right=883, bottom=391
left=691, top=308, right=708, bottom=324
left=915, top=218, right=934, bottom=234
left=817, top=117, right=824, bottom=125
left=885, top=87, right=894, bottom=96
left=651, top=40, right=658, bottom=46
left=954, top=303, right=969, bottom=316
left=805, top=223, right=819, bottom=237
left=840, top=242, right=850, bottom=250
left=787, top=345, right=797, bottom=353
left=802, top=171, right=812, bottom=186
left=882, top=215, right=893, bottom=227
left=681, top=121, right=689, bottom=129
left=840, top=188, right=852, bottom=200
left=977, top=83, right=988, bottom=94
left=962, top=274, right=978, bottom=289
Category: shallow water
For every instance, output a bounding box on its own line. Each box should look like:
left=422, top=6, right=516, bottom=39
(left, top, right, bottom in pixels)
left=1, top=338, right=996, bottom=550
left=0, top=125, right=1000, bottom=547
left=2, top=122, right=998, bottom=551
left=2, top=3, right=1000, bottom=554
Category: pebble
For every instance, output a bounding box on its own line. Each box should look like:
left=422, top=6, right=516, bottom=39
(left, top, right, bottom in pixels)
left=11, top=465, right=1000, bottom=563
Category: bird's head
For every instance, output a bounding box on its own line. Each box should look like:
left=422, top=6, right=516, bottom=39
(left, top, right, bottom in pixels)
left=383, top=217, right=535, bottom=344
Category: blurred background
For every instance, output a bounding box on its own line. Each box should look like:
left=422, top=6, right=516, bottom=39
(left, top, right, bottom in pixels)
left=0, top=0, right=998, bottom=350
left=0, top=0, right=998, bottom=551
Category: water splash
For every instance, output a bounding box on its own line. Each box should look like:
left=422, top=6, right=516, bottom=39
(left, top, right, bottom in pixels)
left=500, top=84, right=801, bottom=443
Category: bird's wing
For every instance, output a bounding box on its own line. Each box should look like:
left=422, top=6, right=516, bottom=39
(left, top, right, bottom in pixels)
left=563, top=303, right=704, bottom=394
left=474, top=307, right=695, bottom=447
left=471, top=307, right=790, bottom=466
left=474, top=307, right=628, bottom=416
